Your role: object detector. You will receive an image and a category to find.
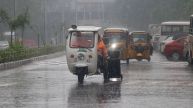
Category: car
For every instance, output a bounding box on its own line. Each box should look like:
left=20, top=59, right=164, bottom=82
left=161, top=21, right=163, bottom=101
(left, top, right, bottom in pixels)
left=0, top=41, right=9, bottom=50
left=160, top=36, right=173, bottom=53
left=164, top=37, right=187, bottom=61
left=160, top=33, right=188, bottom=53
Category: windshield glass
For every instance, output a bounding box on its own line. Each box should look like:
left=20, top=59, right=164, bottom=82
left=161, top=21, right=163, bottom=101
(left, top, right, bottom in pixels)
left=103, top=32, right=126, bottom=44
left=132, top=34, right=147, bottom=42
left=70, top=32, right=95, bottom=48
left=161, top=25, right=189, bottom=35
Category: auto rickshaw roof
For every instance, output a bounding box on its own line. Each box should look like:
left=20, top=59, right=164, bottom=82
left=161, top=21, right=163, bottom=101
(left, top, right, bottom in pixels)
left=161, top=21, right=190, bottom=26
left=104, top=28, right=128, bottom=33
left=68, top=26, right=102, bottom=32
left=130, top=31, right=148, bottom=35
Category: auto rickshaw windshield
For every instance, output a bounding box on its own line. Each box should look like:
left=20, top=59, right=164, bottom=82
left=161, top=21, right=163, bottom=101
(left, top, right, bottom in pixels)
left=103, top=32, right=126, bottom=44
left=133, top=34, right=148, bottom=42
left=70, top=31, right=95, bottom=48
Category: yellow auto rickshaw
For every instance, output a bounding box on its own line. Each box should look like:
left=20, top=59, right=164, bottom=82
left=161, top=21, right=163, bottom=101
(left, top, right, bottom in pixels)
left=127, top=31, right=153, bottom=62
left=103, top=28, right=129, bottom=63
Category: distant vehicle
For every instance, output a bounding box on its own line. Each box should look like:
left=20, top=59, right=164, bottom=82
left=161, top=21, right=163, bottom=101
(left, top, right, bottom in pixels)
left=161, top=21, right=189, bottom=37
left=184, top=15, right=193, bottom=64
left=160, top=32, right=188, bottom=53
left=164, top=37, right=187, bottom=61
left=127, top=31, right=153, bottom=62
left=0, top=41, right=9, bottom=50
left=159, top=21, right=190, bottom=52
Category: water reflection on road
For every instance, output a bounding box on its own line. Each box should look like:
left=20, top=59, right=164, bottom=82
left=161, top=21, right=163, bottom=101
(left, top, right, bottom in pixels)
left=68, top=82, right=121, bottom=108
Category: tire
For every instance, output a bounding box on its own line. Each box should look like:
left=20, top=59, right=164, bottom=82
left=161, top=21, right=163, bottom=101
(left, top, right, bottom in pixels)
left=171, top=52, right=180, bottom=61
left=78, top=73, right=85, bottom=84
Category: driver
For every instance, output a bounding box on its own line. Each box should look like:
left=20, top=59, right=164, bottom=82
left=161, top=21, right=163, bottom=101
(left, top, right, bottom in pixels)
left=97, top=35, right=108, bottom=58
left=97, top=35, right=109, bottom=74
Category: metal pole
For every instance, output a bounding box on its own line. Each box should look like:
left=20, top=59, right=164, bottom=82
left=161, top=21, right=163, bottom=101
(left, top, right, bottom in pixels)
left=101, top=0, right=105, bottom=25
left=44, top=0, right=47, bottom=45
left=75, top=0, right=78, bottom=25
left=13, top=0, right=16, bottom=17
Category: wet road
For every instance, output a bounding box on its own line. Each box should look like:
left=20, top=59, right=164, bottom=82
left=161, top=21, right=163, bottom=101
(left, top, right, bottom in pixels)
left=0, top=52, right=193, bottom=108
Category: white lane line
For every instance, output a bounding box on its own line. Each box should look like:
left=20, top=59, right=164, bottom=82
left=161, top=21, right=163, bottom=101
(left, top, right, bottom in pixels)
left=0, top=82, right=17, bottom=87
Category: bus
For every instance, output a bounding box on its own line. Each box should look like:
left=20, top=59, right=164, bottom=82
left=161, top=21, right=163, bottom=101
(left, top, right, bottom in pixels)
left=161, top=21, right=190, bottom=36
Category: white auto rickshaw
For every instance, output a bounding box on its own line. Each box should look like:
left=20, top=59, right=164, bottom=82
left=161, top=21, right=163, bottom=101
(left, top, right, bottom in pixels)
left=66, top=25, right=108, bottom=83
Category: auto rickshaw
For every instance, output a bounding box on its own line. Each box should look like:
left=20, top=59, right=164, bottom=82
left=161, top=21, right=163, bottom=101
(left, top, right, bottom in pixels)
left=127, top=31, right=153, bottom=62
left=103, top=28, right=129, bottom=63
left=66, top=25, right=109, bottom=83
left=103, top=28, right=127, bottom=80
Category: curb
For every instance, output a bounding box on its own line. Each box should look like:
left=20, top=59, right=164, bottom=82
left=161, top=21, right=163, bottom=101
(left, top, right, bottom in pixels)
left=0, top=51, right=65, bottom=70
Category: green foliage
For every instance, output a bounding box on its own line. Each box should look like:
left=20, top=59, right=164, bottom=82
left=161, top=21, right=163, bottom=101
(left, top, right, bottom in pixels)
left=0, top=45, right=64, bottom=63
left=0, top=9, right=9, bottom=23
left=0, top=8, right=30, bottom=45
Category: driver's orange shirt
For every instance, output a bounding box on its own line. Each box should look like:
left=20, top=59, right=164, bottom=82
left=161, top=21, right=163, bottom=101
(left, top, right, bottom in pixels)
left=97, top=39, right=108, bottom=57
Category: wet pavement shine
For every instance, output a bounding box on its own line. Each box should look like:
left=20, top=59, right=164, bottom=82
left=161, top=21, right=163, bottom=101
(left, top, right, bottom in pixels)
left=0, top=52, right=193, bottom=108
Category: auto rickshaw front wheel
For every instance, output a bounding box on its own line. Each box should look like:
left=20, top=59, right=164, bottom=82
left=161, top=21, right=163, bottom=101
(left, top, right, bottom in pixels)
left=76, top=67, right=87, bottom=84
left=78, top=73, right=85, bottom=84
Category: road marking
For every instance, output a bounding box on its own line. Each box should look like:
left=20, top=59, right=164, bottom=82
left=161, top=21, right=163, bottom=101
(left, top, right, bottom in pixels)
left=0, top=82, right=17, bottom=87
left=123, top=80, right=193, bottom=87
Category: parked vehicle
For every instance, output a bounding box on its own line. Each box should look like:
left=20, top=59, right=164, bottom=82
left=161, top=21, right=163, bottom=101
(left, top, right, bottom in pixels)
left=160, top=33, right=188, bottom=53
left=127, top=31, right=153, bottom=62
left=164, top=37, right=187, bottom=61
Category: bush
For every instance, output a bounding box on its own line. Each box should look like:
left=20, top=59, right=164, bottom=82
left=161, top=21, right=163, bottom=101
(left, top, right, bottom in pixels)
left=0, top=44, right=65, bottom=63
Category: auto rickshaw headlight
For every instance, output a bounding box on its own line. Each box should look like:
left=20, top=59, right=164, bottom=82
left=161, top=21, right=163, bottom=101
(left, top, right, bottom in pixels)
left=111, top=43, right=117, bottom=49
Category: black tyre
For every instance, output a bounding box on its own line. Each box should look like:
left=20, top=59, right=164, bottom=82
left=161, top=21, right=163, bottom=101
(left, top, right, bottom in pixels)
left=171, top=52, right=180, bottom=61
left=78, top=73, right=85, bottom=84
